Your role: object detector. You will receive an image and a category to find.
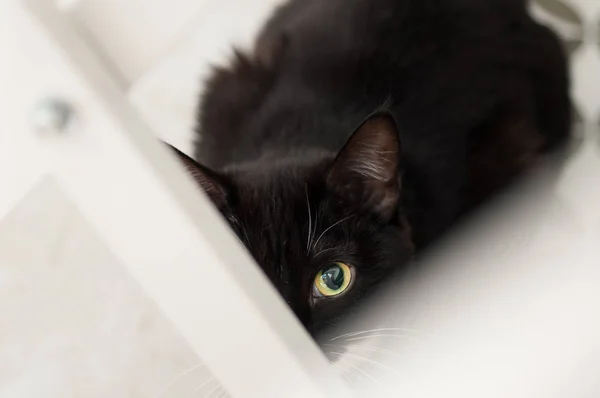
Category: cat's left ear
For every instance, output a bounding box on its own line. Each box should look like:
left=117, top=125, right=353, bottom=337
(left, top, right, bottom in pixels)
left=327, top=113, right=401, bottom=221
left=166, top=144, right=231, bottom=209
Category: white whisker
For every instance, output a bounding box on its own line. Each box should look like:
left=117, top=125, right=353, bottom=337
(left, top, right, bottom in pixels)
left=312, top=215, right=354, bottom=250
left=305, top=185, right=313, bottom=252
left=342, top=373, right=354, bottom=386
left=322, top=343, right=397, bottom=356
left=313, top=211, right=319, bottom=249
left=329, top=352, right=382, bottom=385
left=205, top=384, right=223, bottom=398
left=190, top=376, right=215, bottom=395
left=313, top=247, right=337, bottom=258
left=374, top=150, right=396, bottom=155
left=241, top=226, right=250, bottom=245
left=157, top=362, right=206, bottom=397
left=329, top=327, right=419, bottom=341
left=205, top=385, right=223, bottom=398
left=347, top=363, right=381, bottom=385
left=328, top=352, right=372, bottom=386
left=345, top=333, right=418, bottom=342
left=329, top=351, right=399, bottom=375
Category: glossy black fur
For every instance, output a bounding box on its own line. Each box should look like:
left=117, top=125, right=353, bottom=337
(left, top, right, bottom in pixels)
left=183, top=0, right=571, bottom=334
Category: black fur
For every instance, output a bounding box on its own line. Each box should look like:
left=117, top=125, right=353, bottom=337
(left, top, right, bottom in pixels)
left=179, top=0, right=570, bottom=335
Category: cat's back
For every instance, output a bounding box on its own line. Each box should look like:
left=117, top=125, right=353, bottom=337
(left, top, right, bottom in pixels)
left=196, top=0, right=566, bottom=169
left=254, top=0, right=538, bottom=93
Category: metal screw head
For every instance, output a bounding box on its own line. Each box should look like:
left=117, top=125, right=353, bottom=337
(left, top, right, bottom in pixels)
left=30, top=98, right=74, bottom=135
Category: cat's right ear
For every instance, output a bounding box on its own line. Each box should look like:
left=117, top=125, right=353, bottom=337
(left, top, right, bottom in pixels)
left=327, top=113, right=402, bottom=221
left=166, top=144, right=230, bottom=208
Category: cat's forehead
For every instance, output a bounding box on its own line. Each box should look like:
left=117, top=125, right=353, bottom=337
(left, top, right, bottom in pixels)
left=224, top=170, right=325, bottom=280
left=230, top=162, right=322, bottom=199
left=232, top=171, right=318, bottom=218
left=226, top=166, right=342, bottom=238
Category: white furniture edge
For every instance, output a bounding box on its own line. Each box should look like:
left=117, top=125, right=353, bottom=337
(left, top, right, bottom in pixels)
left=14, top=1, right=352, bottom=397
left=60, top=0, right=210, bottom=87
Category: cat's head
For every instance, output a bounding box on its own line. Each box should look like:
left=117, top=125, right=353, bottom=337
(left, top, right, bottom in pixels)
left=172, top=113, right=414, bottom=335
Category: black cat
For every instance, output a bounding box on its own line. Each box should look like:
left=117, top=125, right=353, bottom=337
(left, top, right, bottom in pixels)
left=173, top=0, right=571, bottom=335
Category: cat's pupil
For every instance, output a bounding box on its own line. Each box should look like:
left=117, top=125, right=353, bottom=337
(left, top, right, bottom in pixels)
left=322, top=265, right=344, bottom=290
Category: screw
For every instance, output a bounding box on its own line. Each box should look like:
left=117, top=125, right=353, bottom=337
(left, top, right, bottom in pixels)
left=30, top=98, right=74, bottom=135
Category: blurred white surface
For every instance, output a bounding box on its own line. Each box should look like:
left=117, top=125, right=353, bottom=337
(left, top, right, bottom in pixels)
left=0, top=178, right=200, bottom=398
left=129, top=0, right=286, bottom=155
left=324, top=147, right=600, bottom=397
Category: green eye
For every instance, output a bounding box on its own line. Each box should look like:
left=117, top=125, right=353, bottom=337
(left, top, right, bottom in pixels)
left=314, top=262, right=353, bottom=297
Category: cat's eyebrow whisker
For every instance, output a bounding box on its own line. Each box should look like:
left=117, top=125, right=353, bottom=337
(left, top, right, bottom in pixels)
left=374, top=150, right=396, bottom=154
left=313, top=247, right=336, bottom=258
left=156, top=362, right=206, bottom=397
left=329, top=327, right=419, bottom=341
left=305, top=185, right=313, bottom=252
left=311, top=215, right=354, bottom=251
left=312, top=212, right=319, bottom=250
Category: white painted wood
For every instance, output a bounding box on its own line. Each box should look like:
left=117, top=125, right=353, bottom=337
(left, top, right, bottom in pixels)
left=0, top=4, right=47, bottom=224
left=9, top=1, right=351, bottom=397
left=63, top=0, right=210, bottom=86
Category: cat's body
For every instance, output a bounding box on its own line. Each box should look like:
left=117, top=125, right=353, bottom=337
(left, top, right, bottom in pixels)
left=180, top=0, right=570, bottom=334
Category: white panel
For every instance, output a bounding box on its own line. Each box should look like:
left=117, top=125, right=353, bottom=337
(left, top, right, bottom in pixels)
left=0, top=177, right=204, bottom=397
left=6, top=1, right=351, bottom=397
left=129, top=0, right=287, bottom=155
left=65, top=0, right=210, bottom=85
left=326, top=158, right=600, bottom=397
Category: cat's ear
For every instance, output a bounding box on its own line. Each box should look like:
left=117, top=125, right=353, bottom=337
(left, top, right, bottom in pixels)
left=327, top=113, right=401, bottom=220
left=166, top=144, right=230, bottom=208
